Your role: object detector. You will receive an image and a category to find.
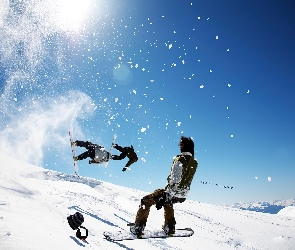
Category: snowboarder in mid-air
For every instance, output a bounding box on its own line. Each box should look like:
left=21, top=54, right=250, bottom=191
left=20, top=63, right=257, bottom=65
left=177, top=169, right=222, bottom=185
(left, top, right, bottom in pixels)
left=128, top=136, right=198, bottom=238
left=72, top=140, right=111, bottom=164
left=112, top=144, right=138, bottom=171
left=72, top=140, right=138, bottom=170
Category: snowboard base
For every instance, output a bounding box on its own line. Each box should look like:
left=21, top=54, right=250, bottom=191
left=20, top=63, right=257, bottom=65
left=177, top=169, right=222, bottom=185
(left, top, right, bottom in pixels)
left=69, top=131, right=79, bottom=176
left=103, top=228, right=194, bottom=241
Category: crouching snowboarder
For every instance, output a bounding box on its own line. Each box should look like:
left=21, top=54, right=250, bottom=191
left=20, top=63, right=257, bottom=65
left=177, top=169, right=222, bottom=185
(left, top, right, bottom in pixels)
left=112, top=144, right=138, bottom=171
left=72, top=140, right=111, bottom=164
left=128, top=136, right=198, bottom=238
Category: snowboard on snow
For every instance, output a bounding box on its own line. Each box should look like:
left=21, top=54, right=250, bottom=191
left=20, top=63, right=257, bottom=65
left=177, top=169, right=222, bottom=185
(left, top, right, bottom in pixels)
left=103, top=228, right=194, bottom=241
left=69, top=131, right=79, bottom=176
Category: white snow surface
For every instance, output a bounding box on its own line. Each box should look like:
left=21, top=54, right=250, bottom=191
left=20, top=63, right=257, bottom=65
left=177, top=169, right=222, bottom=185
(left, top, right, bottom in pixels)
left=278, top=206, right=295, bottom=218
left=0, top=152, right=295, bottom=250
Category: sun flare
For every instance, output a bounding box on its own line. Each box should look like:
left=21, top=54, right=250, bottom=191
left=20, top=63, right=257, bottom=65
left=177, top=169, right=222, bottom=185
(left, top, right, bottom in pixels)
left=55, top=0, right=91, bottom=32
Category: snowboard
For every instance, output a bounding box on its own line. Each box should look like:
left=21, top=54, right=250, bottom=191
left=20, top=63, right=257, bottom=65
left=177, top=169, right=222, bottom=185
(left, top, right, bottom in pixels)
left=103, top=228, right=194, bottom=241
left=104, top=134, right=117, bottom=168
left=69, top=131, right=79, bottom=176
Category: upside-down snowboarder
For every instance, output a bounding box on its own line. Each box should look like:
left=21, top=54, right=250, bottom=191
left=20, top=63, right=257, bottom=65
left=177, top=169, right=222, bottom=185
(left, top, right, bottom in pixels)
left=72, top=140, right=111, bottom=164
left=112, top=144, right=138, bottom=171
left=72, top=140, right=138, bottom=170
left=128, top=136, right=198, bottom=237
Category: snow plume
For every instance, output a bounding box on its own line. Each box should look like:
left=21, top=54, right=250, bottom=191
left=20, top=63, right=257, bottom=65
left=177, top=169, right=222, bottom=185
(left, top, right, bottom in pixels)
left=0, top=90, right=95, bottom=166
left=0, top=0, right=93, bottom=101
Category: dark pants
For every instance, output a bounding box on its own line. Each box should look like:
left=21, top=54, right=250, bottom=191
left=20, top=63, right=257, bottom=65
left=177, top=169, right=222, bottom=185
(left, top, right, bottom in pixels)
left=112, top=145, right=127, bottom=160
left=112, top=145, right=138, bottom=171
left=134, top=189, right=178, bottom=231
left=75, top=141, right=96, bottom=160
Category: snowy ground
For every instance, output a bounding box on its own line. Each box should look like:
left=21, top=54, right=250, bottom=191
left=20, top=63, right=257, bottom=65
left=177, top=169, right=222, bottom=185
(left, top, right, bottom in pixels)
left=0, top=152, right=295, bottom=250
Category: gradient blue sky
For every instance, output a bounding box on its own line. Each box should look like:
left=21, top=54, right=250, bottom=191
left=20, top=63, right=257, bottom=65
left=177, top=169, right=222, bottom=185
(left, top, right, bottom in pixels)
left=0, top=0, right=294, bottom=205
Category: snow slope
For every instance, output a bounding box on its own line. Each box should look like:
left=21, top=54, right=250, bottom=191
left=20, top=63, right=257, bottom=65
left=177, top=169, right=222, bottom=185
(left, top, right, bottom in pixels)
left=0, top=152, right=294, bottom=250
left=278, top=207, right=295, bottom=218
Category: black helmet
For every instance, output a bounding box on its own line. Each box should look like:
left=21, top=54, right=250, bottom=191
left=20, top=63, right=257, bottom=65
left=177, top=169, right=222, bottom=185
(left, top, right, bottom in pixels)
left=67, top=212, right=84, bottom=230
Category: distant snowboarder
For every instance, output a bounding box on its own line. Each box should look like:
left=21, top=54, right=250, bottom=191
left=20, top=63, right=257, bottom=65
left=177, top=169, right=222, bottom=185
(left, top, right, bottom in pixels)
left=72, top=140, right=111, bottom=164
left=112, top=144, right=138, bottom=171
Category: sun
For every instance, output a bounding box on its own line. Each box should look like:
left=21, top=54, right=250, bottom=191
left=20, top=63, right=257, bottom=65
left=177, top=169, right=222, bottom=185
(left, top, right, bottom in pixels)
left=55, top=0, right=91, bottom=32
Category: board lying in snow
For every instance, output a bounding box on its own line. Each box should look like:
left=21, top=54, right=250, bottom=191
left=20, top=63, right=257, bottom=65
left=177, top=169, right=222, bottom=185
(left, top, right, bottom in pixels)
left=103, top=228, right=194, bottom=241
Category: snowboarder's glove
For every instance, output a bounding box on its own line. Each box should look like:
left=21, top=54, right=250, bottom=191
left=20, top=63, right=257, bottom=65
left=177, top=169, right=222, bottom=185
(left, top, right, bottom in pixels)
left=156, top=192, right=172, bottom=210
left=122, top=167, right=127, bottom=172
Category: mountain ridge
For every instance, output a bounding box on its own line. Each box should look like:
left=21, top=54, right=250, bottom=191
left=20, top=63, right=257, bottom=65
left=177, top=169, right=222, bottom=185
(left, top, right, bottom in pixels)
left=229, top=199, right=295, bottom=214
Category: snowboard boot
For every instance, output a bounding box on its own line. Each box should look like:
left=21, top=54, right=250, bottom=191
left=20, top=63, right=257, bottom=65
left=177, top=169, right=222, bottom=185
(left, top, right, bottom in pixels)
left=127, top=223, right=145, bottom=238
left=162, top=224, right=175, bottom=236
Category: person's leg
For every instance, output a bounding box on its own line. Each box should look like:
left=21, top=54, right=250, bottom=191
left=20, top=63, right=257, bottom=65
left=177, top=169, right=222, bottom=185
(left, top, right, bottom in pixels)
left=163, top=203, right=176, bottom=234
left=113, top=144, right=124, bottom=152
left=134, top=189, right=165, bottom=228
left=75, top=141, right=96, bottom=160
left=75, top=141, right=94, bottom=149
left=76, top=151, right=91, bottom=161
left=112, top=149, right=127, bottom=160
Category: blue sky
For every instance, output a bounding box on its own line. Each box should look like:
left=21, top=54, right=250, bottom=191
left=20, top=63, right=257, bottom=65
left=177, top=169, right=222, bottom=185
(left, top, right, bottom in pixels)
left=0, top=0, right=294, bottom=205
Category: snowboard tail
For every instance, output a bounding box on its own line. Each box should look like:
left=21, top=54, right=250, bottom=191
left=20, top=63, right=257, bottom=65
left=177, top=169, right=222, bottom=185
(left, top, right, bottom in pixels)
left=103, top=228, right=194, bottom=241
left=69, top=131, right=79, bottom=176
